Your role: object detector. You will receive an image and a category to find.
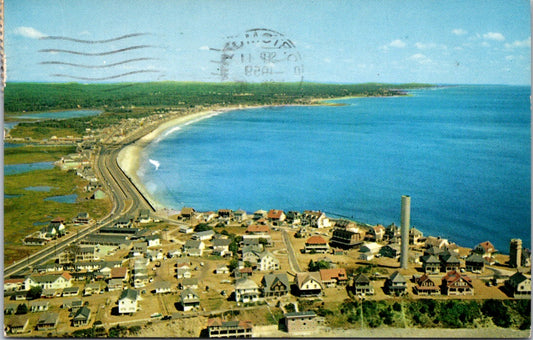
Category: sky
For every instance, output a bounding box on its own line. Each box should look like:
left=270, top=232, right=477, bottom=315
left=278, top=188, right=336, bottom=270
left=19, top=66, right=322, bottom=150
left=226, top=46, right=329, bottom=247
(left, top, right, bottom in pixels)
left=5, top=0, right=532, bottom=85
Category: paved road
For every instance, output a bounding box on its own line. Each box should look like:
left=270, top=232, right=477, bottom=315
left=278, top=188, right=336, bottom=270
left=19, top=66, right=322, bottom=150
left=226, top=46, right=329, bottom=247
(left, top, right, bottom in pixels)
left=282, top=230, right=301, bottom=272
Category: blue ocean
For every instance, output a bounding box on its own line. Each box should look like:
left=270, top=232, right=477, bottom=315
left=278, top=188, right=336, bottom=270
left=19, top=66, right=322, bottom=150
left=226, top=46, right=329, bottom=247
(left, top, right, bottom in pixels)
left=138, top=85, right=531, bottom=252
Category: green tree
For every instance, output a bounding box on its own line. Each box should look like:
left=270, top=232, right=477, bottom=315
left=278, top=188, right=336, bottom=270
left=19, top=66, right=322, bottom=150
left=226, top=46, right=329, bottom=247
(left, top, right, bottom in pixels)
left=15, top=303, right=28, bottom=315
left=27, top=286, right=42, bottom=300
left=482, top=299, right=511, bottom=328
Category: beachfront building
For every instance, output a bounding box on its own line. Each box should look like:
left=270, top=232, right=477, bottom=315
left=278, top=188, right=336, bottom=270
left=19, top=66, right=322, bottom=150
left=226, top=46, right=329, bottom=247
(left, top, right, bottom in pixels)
left=351, top=273, right=374, bottom=296
left=330, top=220, right=365, bottom=249
left=365, top=224, right=385, bottom=242
left=302, top=210, right=330, bottom=228
left=441, top=270, right=474, bottom=296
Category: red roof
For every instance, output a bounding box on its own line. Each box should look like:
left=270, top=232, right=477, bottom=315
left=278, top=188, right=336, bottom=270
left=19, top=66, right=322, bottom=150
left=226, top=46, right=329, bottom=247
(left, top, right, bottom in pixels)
left=4, top=278, right=24, bottom=284
left=319, top=268, right=348, bottom=281
left=246, top=224, right=270, bottom=234
left=306, top=235, right=328, bottom=245
left=442, top=270, right=472, bottom=285
left=61, top=272, right=72, bottom=280
left=476, top=241, right=495, bottom=252
left=267, top=209, right=284, bottom=219
left=111, top=267, right=128, bottom=278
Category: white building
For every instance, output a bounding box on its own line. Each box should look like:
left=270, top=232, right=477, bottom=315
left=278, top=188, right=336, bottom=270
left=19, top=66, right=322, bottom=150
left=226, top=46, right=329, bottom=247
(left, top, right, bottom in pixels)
left=234, top=278, right=260, bottom=303
left=118, top=289, right=140, bottom=314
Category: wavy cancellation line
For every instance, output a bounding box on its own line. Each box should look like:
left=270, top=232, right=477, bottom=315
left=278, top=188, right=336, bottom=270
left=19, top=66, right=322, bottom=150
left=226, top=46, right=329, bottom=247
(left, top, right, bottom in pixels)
left=40, top=58, right=157, bottom=69
left=39, top=45, right=155, bottom=56
left=40, top=33, right=151, bottom=44
left=50, top=70, right=160, bottom=81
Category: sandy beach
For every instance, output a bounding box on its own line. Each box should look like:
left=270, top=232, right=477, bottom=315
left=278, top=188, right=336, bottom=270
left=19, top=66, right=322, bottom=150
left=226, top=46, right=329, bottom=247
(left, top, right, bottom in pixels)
left=117, top=105, right=261, bottom=211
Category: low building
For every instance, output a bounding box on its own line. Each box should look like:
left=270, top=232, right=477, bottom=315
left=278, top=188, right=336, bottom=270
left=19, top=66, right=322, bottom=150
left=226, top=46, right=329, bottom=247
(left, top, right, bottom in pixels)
left=62, top=286, right=80, bottom=297
left=83, top=282, right=101, bottom=296
left=4, top=278, right=25, bottom=292
left=505, top=272, right=531, bottom=298
left=441, top=270, right=474, bottom=296
left=24, top=272, right=72, bottom=291
left=267, top=209, right=286, bottom=225
left=72, top=306, right=91, bottom=327
left=36, top=312, right=59, bottom=331
left=183, top=239, right=205, bottom=256
left=58, top=245, right=96, bottom=265
left=234, top=209, right=247, bottom=222
left=192, top=230, right=216, bottom=241
left=365, top=224, right=385, bottom=242
left=351, top=273, right=374, bottom=296
left=285, top=311, right=317, bottom=334
left=107, top=279, right=124, bottom=291
left=6, top=315, right=30, bottom=334
left=154, top=281, right=172, bottom=294
left=207, top=318, right=253, bottom=338
left=414, top=274, right=440, bottom=296
left=359, top=242, right=382, bottom=260
left=380, top=244, right=401, bottom=259
left=30, top=301, right=49, bottom=312
left=181, top=277, right=199, bottom=290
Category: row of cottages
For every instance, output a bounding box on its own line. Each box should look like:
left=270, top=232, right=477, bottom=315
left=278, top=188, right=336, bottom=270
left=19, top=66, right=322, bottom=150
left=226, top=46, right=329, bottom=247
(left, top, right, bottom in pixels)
left=420, top=248, right=462, bottom=274
left=352, top=271, right=409, bottom=296
left=207, top=318, right=253, bottom=338
left=329, top=220, right=366, bottom=249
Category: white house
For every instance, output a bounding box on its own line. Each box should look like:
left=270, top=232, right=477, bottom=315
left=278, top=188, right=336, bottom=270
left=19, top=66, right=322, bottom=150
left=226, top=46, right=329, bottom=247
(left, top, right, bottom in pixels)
left=303, top=211, right=331, bottom=228
left=24, top=272, right=73, bottom=291
left=146, top=235, right=161, bottom=248
left=257, top=251, right=280, bottom=272
left=179, top=225, right=194, bottom=234
left=118, top=289, right=140, bottom=314
left=192, top=230, right=215, bottom=241
left=234, top=278, right=260, bottom=303
left=180, top=288, right=200, bottom=311
left=359, top=242, right=382, bottom=260
left=154, top=281, right=172, bottom=294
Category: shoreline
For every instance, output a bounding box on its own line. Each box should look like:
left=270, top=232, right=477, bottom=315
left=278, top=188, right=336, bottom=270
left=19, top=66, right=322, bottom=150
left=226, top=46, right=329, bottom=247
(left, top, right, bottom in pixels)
left=117, top=105, right=268, bottom=211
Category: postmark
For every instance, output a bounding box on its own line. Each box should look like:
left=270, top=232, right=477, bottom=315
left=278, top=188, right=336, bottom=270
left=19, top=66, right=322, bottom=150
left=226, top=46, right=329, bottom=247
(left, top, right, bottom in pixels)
left=211, top=28, right=304, bottom=83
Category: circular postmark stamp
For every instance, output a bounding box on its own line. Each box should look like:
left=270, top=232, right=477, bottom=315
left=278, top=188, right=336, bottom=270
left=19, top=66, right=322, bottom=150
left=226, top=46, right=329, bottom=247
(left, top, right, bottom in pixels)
left=211, top=28, right=304, bottom=83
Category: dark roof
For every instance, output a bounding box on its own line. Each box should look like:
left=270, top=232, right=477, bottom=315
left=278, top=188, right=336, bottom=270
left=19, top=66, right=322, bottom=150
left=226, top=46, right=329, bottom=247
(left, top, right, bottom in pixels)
left=262, top=273, right=289, bottom=290
left=285, top=311, right=316, bottom=318
left=389, top=271, right=407, bottom=283
left=119, top=289, right=139, bottom=301
left=352, top=273, right=371, bottom=284
left=73, top=306, right=91, bottom=321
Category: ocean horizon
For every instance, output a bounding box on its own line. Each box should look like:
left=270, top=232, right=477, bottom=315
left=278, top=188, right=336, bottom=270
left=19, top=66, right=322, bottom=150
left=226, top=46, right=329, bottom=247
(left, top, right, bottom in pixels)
left=137, top=85, right=531, bottom=252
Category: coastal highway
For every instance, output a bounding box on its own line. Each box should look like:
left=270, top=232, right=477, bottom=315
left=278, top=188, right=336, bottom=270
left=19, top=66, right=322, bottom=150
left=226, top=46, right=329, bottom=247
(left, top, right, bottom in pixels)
left=5, top=126, right=161, bottom=278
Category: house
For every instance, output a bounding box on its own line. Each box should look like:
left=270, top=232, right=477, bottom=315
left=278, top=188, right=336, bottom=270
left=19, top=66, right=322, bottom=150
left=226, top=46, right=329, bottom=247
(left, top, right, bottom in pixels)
left=110, top=267, right=129, bottom=281
left=246, top=224, right=270, bottom=235
left=72, top=306, right=91, bottom=327
left=147, top=249, right=164, bottom=261
left=505, top=272, right=531, bottom=298
left=192, top=230, right=216, bottom=241
left=234, top=278, right=260, bottom=303
left=137, top=209, right=151, bottom=223
left=359, top=242, right=382, bottom=260
left=351, top=273, right=374, bottom=296
left=62, top=286, right=80, bottom=297
left=36, top=312, right=59, bottom=331
left=473, top=240, right=497, bottom=257
left=146, top=235, right=161, bottom=248
left=41, top=288, right=61, bottom=298
left=440, top=252, right=461, bottom=272
left=256, top=251, right=280, bottom=271
left=207, top=318, right=253, bottom=338
left=30, top=301, right=49, bottom=312
left=6, top=315, right=30, bottom=334
left=83, top=282, right=102, bottom=296
left=365, top=224, right=385, bottom=242
left=233, top=267, right=253, bottom=279
left=177, top=262, right=192, bottom=279
left=118, top=289, right=140, bottom=314
left=34, top=262, right=65, bottom=273
left=267, top=209, right=286, bottom=225
left=38, top=219, right=66, bottom=239
left=295, top=272, right=324, bottom=297
left=129, top=242, right=148, bottom=257
left=425, top=236, right=449, bottom=249
left=179, top=225, right=194, bottom=234
left=409, top=227, right=424, bottom=245
left=215, top=265, right=230, bottom=274
left=385, top=271, right=407, bottom=296
left=285, top=311, right=317, bottom=334
left=330, top=220, right=365, bottom=248
left=319, top=268, right=348, bottom=287
left=212, top=238, right=232, bottom=257
left=115, top=216, right=132, bottom=228
left=107, top=279, right=124, bottom=291
left=23, top=237, right=49, bottom=246
left=380, top=244, right=401, bottom=259
left=218, top=209, right=233, bottom=219
left=183, top=239, right=205, bottom=256
left=74, top=212, right=91, bottom=224
left=4, top=278, right=25, bottom=292
left=285, top=211, right=301, bottom=225
left=180, top=207, right=196, bottom=220
left=4, top=303, right=18, bottom=315
left=234, top=209, right=247, bottom=222
left=253, top=210, right=267, bottom=220
left=154, top=281, right=172, bottom=294
left=241, top=238, right=263, bottom=252
left=62, top=298, right=83, bottom=312
left=24, top=272, right=72, bottom=290
left=180, top=288, right=200, bottom=311
left=304, top=235, right=330, bottom=253
left=441, top=270, right=474, bottom=296
left=465, top=253, right=485, bottom=273
left=303, top=210, right=330, bottom=228
left=262, top=273, right=290, bottom=298
left=181, top=277, right=199, bottom=290
left=414, top=274, right=440, bottom=296
left=420, top=255, right=441, bottom=274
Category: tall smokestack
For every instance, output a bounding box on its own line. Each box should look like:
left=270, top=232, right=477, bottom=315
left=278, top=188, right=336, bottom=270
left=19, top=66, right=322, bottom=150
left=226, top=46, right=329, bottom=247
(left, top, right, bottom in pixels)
left=400, top=195, right=410, bottom=269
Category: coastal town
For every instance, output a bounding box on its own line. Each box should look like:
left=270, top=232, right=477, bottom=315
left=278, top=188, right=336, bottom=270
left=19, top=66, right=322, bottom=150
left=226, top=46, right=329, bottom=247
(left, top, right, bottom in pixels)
left=3, top=111, right=532, bottom=336
left=3, top=84, right=531, bottom=338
